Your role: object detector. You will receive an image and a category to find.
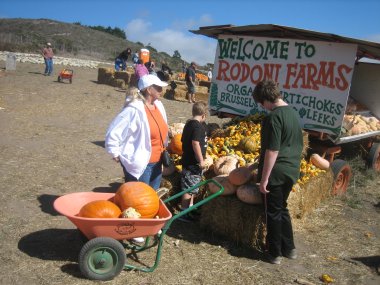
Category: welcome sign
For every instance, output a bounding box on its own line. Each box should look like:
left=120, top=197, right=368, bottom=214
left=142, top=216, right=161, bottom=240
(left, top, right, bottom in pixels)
left=209, top=35, right=358, bottom=136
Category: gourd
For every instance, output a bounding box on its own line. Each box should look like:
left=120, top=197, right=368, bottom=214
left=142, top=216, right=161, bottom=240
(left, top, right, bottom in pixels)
left=228, top=166, right=253, bottom=186
left=114, top=182, right=159, bottom=218
left=236, top=183, right=262, bottom=204
left=79, top=200, right=121, bottom=218
left=214, top=156, right=238, bottom=175
left=310, top=153, right=330, bottom=170
left=168, top=133, right=183, bottom=155
left=204, top=154, right=214, bottom=170
left=122, top=207, right=141, bottom=219
left=208, top=174, right=237, bottom=195
left=238, top=136, right=259, bottom=153
left=168, top=123, right=185, bottom=138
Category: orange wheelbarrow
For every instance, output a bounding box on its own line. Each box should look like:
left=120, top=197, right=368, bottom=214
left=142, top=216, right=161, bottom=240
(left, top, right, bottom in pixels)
left=57, top=69, right=73, bottom=83
left=53, top=179, right=224, bottom=281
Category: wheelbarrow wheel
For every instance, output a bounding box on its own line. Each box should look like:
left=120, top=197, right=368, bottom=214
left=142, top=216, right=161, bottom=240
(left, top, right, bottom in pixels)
left=331, top=159, right=352, bottom=195
left=367, top=143, right=380, bottom=172
left=79, top=237, right=126, bottom=281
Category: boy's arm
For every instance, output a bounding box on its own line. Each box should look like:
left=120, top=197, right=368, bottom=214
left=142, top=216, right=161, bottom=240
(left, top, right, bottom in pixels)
left=192, top=140, right=206, bottom=169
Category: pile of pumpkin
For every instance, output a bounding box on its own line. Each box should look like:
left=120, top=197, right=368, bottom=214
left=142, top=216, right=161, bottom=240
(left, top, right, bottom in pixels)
left=78, top=182, right=160, bottom=219
left=341, top=113, right=380, bottom=137
left=165, top=115, right=329, bottom=203
left=176, top=72, right=209, bottom=82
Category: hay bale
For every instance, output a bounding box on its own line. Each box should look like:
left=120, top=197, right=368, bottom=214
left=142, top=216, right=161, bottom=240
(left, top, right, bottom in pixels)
left=97, top=67, right=114, bottom=84
left=114, top=71, right=131, bottom=83
left=200, top=170, right=333, bottom=250
left=110, top=78, right=126, bottom=89
left=196, top=86, right=209, bottom=94
left=288, top=169, right=333, bottom=219
left=200, top=195, right=266, bottom=250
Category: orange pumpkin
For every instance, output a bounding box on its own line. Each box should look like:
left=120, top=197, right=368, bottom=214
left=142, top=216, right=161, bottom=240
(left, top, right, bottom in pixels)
left=228, top=166, right=253, bottom=186
left=114, top=182, right=159, bottom=218
left=168, top=133, right=183, bottom=155
left=79, top=200, right=121, bottom=218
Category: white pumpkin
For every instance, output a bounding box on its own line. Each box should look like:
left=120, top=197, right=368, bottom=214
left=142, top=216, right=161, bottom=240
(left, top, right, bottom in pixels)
left=208, top=174, right=238, bottom=196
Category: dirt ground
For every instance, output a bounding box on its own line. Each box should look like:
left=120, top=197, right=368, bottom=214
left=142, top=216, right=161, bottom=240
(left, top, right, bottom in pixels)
left=0, top=62, right=379, bottom=285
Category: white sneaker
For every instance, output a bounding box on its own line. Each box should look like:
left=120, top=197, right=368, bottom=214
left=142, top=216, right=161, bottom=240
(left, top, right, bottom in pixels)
left=131, top=237, right=145, bottom=243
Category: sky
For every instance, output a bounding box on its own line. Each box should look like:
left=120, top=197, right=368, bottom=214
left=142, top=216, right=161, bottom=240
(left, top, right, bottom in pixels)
left=1, top=0, right=380, bottom=65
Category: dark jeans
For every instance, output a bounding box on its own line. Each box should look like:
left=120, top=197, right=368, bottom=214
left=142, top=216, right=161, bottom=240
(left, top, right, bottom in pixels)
left=121, top=162, right=162, bottom=190
left=263, top=181, right=295, bottom=257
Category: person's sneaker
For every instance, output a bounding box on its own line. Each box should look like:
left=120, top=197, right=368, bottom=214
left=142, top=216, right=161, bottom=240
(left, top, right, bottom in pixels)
left=131, top=237, right=145, bottom=243
left=283, top=249, right=297, bottom=259
left=267, top=254, right=281, bottom=265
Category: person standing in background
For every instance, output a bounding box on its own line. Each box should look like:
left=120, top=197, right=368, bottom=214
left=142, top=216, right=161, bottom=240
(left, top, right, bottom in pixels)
left=42, top=42, right=54, bottom=76
left=114, top=48, right=131, bottom=71
left=207, top=68, right=213, bottom=81
left=135, top=59, right=149, bottom=82
left=185, top=61, right=197, bottom=103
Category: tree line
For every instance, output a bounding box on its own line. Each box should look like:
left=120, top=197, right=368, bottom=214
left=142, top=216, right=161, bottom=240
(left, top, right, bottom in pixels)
left=73, top=22, right=126, bottom=40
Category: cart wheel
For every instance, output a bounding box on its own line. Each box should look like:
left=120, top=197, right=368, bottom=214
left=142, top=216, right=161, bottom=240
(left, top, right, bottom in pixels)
left=58, top=76, right=61, bottom=82
left=367, top=143, right=380, bottom=172
left=79, top=237, right=126, bottom=281
left=330, top=159, right=352, bottom=195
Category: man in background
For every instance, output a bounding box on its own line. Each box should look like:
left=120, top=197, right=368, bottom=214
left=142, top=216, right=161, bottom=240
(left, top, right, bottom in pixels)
left=42, top=42, right=54, bottom=76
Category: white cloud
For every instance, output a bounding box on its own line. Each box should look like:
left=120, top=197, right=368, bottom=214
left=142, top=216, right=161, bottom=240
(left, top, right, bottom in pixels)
left=366, top=34, right=380, bottom=43
left=124, top=15, right=217, bottom=66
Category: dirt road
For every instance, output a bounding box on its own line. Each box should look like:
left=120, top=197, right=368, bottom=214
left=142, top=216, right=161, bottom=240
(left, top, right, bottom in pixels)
left=0, top=62, right=379, bottom=285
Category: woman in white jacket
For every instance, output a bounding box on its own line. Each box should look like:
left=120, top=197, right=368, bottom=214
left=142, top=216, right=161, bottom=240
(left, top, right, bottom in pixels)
left=105, top=75, right=169, bottom=190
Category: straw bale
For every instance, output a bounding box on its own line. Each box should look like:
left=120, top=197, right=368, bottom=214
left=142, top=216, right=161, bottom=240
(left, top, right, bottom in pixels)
left=200, top=170, right=333, bottom=250
left=196, top=86, right=209, bottom=94
left=114, top=71, right=131, bottom=83
left=288, top=169, right=333, bottom=219
left=110, top=78, right=126, bottom=89
left=97, top=67, right=114, bottom=84
left=200, top=195, right=266, bottom=250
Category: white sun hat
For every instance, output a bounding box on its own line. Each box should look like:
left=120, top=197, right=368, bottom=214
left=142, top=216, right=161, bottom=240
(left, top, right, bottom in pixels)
left=138, top=74, right=168, bottom=91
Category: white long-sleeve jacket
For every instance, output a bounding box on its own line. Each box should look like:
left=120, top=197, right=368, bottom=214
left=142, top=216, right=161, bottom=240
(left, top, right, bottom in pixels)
left=105, top=99, right=168, bottom=179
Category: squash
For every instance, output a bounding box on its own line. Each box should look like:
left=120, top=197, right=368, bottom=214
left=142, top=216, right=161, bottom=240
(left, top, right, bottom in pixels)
left=236, top=183, right=262, bottom=204
left=121, top=207, right=141, bottom=219
left=214, top=156, right=238, bottom=175
left=168, top=133, right=183, bottom=155
left=114, top=182, right=159, bottom=218
left=204, top=154, right=214, bottom=170
left=79, top=200, right=121, bottom=218
left=168, top=123, right=185, bottom=138
left=238, top=136, right=259, bottom=153
left=228, top=166, right=253, bottom=186
left=208, top=174, right=237, bottom=195
left=310, top=153, right=330, bottom=170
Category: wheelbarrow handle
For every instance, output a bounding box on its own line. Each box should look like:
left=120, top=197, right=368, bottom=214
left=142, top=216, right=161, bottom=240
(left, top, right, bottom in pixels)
left=163, top=179, right=224, bottom=225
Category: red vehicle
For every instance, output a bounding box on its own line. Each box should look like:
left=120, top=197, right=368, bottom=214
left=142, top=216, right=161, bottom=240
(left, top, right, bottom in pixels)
left=57, top=69, right=73, bottom=83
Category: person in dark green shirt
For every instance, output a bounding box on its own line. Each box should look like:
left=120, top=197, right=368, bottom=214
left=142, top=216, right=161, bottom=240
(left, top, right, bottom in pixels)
left=252, top=80, right=303, bottom=265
